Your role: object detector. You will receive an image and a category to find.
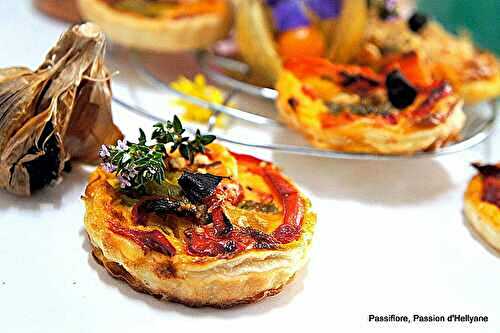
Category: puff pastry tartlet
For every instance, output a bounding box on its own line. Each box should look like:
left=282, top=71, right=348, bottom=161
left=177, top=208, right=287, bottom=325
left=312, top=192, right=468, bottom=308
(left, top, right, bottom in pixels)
left=464, top=163, right=500, bottom=250
left=83, top=124, right=315, bottom=308
left=77, top=0, right=232, bottom=52
left=355, top=12, right=500, bottom=104
left=276, top=56, right=465, bottom=155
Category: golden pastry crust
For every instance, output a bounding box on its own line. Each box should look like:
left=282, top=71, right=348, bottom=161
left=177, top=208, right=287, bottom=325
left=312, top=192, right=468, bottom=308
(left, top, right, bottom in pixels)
left=83, top=144, right=316, bottom=308
left=276, top=64, right=465, bottom=155
left=456, top=75, right=500, bottom=106
left=356, top=17, right=500, bottom=104
left=464, top=175, right=500, bottom=251
left=77, top=0, right=232, bottom=52
left=90, top=243, right=293, bottom=308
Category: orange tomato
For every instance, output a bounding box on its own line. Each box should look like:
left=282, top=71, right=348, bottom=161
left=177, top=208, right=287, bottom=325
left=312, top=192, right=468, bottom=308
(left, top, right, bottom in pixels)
left=384, top=52, right=433, bottom=88
left=278, top=26, right=326, bottom=59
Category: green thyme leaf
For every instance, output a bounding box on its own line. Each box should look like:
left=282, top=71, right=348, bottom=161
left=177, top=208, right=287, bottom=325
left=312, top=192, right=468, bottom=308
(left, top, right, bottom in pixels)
left=100, top=116, right=216, bottom=193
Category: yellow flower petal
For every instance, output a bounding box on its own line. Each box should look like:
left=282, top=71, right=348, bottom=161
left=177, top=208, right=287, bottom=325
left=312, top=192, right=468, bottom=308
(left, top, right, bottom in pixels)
left=170, top=74, right=230, bottom=128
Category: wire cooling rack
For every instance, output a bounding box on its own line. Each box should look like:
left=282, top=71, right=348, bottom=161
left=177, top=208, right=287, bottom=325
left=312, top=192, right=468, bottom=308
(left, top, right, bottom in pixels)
left=108, top=49, right=498, bottom=160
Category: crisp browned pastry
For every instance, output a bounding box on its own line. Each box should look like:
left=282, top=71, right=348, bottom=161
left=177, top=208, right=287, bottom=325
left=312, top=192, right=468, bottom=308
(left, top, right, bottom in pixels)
left=275, top=56, right=465, bottom=155
left=83, top=143, right=316, bottom=308
left=77, top=0, right=232, bottom=52
left=464, top=163, right=500, bottom=250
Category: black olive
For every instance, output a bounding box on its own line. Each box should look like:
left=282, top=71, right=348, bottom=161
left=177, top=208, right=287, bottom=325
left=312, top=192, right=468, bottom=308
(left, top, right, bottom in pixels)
left=385, top=70, right=417, bottom=109
left=222, top=240, right=237, bottom=253
left=408, top=12, right=428, bottom=33
left=178, top=171, right=223, bottom=203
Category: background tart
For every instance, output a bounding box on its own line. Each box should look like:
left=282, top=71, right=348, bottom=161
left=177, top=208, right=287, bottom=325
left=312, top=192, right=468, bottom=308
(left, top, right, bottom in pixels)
left=83, top=144, right=316, bottom=308
left=464, top=164, right=500, bottom=250
left=275, top=57, right=465, bottom=155
left=34, top=0, right=81, bottom=22
left=355, top=15, right=500, bottom=104
left=77, top=0, right=232, bottom=52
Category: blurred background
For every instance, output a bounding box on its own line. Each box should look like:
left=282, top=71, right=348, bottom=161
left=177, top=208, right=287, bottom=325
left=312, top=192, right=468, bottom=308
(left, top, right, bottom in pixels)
left=34, top=0, right=499, bottom=55
left=418, top=0, right=499, bottom=54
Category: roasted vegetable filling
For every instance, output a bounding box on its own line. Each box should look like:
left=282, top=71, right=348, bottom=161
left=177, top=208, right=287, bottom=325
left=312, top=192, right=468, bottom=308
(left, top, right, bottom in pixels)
left=100, top=118, right=306, bottom=258
left=104, top=0, right=217, bottom=18
left=108, top=0, right=176, bottom=17
left=472, top=163, right=500, bottom=208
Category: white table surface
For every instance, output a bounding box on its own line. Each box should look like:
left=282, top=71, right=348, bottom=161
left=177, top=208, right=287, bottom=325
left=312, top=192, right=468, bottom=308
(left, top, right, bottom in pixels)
left=0, top=1, right=499, bottom=332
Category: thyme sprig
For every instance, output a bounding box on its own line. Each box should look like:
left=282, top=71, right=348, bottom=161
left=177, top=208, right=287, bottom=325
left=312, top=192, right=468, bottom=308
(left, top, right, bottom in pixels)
left=100, top=116, right=216, bottom=192
left=152, top=116, right=215, bottom=162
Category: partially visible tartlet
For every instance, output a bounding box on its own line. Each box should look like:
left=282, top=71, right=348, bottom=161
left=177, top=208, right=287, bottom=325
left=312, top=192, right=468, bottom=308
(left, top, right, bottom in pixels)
left=464, top=163, right=500, bottom=250
left=77, top=0, right=232, bottom=52
left=276, top=56, right=465, bottom=155
left=83, top=118, right=316, bottom=308
left=355, top=11, right=500, bottom=104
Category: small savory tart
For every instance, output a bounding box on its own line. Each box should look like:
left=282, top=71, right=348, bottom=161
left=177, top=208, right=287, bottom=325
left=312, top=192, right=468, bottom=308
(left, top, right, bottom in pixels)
left=34, top=0, right=81, bottom=23
left=355, top=12, right=500, bottom=104
left=464, top=163, right=500, bottom=251
left=83, top=119, right=315, bottom=308
left=276, top=56, right=465, bottom=155
left=77, top=0, right=232, bottom=52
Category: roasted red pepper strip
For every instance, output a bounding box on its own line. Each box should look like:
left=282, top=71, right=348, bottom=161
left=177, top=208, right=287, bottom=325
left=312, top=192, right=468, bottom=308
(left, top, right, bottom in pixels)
left=229, top=151, right=268, bottom=165
left=232, top=152, right=305, bottom=244
left=473, top=163, right=500, bottom=208
left=320, top=111, right=357, bottom=128
left=183, top=152, right=304, bottom=256
left=210, top=206, right=233, bottom=236
left=259, top=167, right=305, bottom=243
left=185, top=226, right=277, bottom=257
left=383, top=51, right=433, bottom=88
left=411, top=82, right=453, bottom=125
left=284, top=56, right=383, bottom=85
left=483, top=177, right=500, bottom=207
left=108, top=220, right=176, bottom=256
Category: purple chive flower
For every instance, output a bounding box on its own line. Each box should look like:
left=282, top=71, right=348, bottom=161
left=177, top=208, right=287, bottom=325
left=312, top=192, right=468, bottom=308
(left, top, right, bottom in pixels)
left=118, top=175, right=132, bottom=189
left=126, top=167, right=139, bottom=178
left=270, top=0, right=310, bottom=32
left=385, top=0, right=398, bottom=9
left=99, top=144, right=110, bottom=158
left=379, top=0, right=399, bottom=20
left=305, top=0, right=341, bottom=20
left=117, top=139, right=128, bottom=151
left=266, top=0, right=280, bottom=6
left=103, top=162, right=117, bottom=173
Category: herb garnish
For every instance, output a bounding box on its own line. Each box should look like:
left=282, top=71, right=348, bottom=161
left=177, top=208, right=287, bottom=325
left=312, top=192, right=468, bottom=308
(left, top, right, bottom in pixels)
left=100, top=116, right=216, bottom=192
left=152, top=116, right=215, bottom=163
